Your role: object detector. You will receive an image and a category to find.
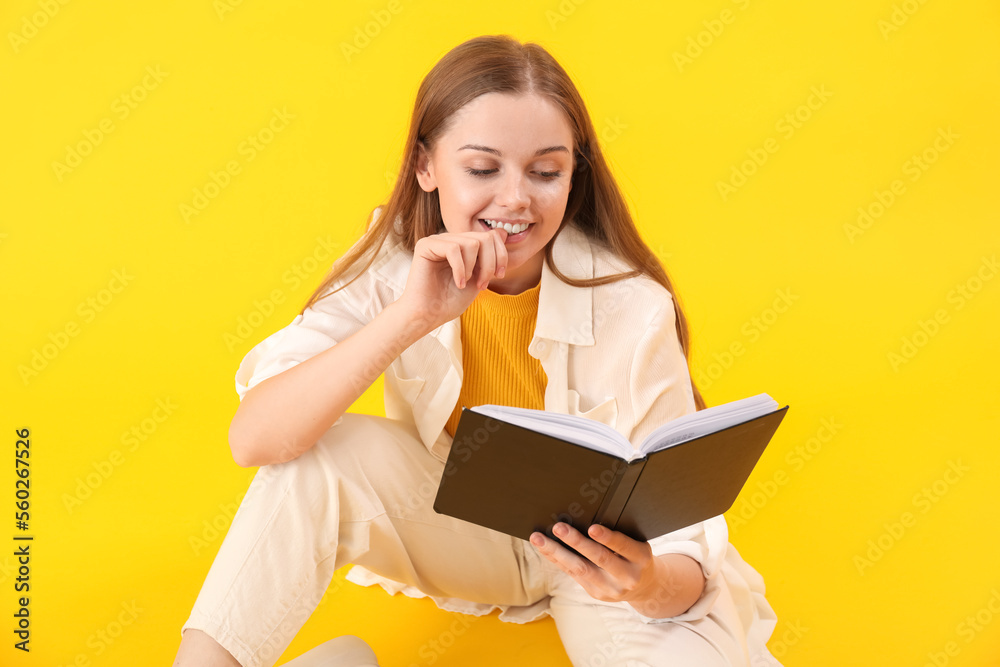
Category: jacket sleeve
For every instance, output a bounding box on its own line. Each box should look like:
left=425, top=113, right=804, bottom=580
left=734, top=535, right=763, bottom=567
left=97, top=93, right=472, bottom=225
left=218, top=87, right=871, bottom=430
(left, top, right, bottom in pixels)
left=624, top=292, right=731, bottom=624
left=234, top=296, right=370, bottom=404
left=233, top=241, right=386, bottom=407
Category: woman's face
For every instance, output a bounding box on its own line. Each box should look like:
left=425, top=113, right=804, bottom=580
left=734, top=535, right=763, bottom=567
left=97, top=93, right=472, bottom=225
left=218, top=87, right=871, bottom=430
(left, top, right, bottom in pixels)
left=415, top=92, right=576, bottom=294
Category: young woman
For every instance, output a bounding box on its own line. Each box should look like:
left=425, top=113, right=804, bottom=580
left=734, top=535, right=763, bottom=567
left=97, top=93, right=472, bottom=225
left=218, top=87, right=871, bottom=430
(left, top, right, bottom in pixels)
left=173, top=34, right=781, bottom=667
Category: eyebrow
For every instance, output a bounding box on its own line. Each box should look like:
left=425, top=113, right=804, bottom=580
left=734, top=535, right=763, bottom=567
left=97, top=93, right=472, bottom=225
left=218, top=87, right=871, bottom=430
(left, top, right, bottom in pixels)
left=457, top=144, right=570, bottom=157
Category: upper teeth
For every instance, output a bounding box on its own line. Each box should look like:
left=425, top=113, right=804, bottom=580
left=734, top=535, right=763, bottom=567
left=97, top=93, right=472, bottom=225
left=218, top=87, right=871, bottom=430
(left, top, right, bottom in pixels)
left=483, top=219, right=530, bottom=234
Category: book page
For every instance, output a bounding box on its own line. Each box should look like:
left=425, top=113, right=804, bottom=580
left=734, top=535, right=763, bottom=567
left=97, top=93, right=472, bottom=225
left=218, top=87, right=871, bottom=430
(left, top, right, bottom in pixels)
left=639, top=394, right=779, bottom=454
left=468, top=405, right=632, bottom=459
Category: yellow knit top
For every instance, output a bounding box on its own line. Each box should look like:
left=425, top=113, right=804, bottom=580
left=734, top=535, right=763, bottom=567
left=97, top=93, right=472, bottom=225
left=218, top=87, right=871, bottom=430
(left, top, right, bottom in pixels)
left=444, top=282, right=548, bottom=438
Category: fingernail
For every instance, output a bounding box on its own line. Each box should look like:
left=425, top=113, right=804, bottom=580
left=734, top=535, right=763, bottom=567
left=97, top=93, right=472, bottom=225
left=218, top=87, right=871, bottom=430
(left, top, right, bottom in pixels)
left=498, top=266, right=506, bottom=277
left=530, top=533, right=544, bottom=546
left=553, top=523, right=568, bottom=537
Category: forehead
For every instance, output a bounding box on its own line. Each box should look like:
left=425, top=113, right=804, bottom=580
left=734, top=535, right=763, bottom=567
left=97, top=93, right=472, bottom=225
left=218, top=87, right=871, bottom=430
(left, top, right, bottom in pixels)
left=439, top=92, right=574, bottom=152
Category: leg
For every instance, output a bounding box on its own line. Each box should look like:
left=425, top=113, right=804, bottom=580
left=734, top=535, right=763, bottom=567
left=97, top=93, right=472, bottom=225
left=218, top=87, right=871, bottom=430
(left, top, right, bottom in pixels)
left=279, top=635, right=379, bottom=667
left=545, top=569, right=738, bottom=667
left=176, top=413, right=546, bottom=667
left=174, top=628, right=241, bottom=666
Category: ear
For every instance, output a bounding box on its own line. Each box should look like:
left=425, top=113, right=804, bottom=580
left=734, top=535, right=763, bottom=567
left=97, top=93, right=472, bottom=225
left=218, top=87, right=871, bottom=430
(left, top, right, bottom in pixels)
left=414, top=141, right=437, bottom=193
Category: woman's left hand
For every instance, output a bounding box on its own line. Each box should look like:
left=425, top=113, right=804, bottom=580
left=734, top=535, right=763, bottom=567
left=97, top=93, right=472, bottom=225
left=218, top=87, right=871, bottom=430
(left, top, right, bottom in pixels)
left=529, top=522, right=664, bottom=604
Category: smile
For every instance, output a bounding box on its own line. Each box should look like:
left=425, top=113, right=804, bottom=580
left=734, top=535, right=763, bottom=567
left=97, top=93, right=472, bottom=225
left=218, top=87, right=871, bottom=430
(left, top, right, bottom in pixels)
left=480, top=219, right=532, bottom=234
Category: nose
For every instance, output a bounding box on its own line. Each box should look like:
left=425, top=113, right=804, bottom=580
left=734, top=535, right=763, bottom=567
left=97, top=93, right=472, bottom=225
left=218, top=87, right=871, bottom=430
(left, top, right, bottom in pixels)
left=495, top=172, right=530, bottom=211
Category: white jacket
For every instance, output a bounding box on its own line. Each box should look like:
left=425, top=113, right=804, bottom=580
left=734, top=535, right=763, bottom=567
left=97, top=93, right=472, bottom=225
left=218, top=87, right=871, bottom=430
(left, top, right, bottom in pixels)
left=234, top=209, right=779, bottom=662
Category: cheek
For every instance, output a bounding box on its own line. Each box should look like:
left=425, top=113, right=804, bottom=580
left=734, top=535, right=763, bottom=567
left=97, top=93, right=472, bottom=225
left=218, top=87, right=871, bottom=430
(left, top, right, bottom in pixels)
left=534, top=183, right=571, bottom=211
left=443, top=177, right=491, bottom=212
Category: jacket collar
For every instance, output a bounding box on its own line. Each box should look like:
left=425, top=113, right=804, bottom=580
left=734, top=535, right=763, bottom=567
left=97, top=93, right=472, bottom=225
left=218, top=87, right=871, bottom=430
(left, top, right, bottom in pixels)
left=535, top=221, right=595, bottom=346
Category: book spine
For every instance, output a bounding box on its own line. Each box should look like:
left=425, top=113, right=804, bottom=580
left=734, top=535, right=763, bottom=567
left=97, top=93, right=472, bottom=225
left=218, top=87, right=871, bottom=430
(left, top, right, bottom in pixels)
left=593, top=459, right=647, bottom=529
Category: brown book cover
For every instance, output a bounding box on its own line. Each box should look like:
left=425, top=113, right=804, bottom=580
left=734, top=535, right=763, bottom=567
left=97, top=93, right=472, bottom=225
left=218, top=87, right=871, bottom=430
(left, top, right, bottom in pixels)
left=433, top=404, right=789, bottom=546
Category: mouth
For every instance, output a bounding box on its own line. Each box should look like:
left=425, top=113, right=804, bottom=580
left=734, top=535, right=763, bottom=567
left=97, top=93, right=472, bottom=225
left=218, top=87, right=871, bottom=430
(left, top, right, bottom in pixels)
left=479, top=218, right=534, bottom=242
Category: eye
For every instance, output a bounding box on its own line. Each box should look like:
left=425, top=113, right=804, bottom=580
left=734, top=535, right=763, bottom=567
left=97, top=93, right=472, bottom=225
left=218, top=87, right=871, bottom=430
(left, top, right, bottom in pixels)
left=464, top=168, right=563, bottom=179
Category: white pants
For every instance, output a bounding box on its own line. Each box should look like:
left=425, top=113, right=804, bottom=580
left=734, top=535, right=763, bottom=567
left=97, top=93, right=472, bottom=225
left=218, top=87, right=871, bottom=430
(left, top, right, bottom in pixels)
left=181, top=413, right=741, bottom=667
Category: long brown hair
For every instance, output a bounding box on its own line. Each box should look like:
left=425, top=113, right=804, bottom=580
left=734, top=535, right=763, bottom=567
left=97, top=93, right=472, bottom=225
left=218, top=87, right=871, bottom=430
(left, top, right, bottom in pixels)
left=300, top=34, right=706, bottom=410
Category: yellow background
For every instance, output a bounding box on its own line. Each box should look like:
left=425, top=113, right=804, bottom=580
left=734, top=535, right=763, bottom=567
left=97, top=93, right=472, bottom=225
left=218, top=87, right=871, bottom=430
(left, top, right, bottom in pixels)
left=3, top=0, right=998, bottom=665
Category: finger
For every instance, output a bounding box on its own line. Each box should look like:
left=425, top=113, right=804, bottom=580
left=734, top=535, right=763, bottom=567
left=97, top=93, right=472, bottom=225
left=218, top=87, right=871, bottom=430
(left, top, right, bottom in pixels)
left=444, top=243, right=468, bottom=289
left=491, top=228, right=509, bottom=279
left=587, top=524, right=652, bottom=565
left=530, top=530, right=598, bottom=581
left=418, top=236, right=465, bottom=289
left=552, top=523, right=632, bottom=580
left=457, top=237, right=479, bottom=286
left=476, top=235, right=497, bottom=290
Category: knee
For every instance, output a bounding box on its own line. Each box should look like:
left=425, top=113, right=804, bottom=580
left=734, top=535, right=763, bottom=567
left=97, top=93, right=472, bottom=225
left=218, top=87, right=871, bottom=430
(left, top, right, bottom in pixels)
left=311, top=413, right=421, bottom=466
left=230, top=416, right=382, bottom=524
left=255, top=413, right=422, bottom=494
left=554, top=601, right=734, bottom=667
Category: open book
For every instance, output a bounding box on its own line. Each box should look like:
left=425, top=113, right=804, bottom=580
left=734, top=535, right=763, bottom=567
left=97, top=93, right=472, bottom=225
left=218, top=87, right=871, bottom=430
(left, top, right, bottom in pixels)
left=433, top=394, right=788, bottom=544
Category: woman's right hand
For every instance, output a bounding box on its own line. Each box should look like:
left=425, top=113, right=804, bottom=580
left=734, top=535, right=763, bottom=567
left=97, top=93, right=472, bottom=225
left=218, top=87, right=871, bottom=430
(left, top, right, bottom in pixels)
left=395, top=226, right=509, bottom=332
